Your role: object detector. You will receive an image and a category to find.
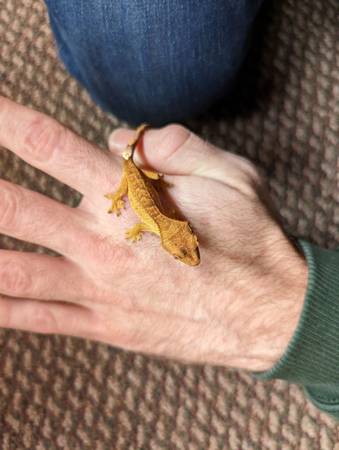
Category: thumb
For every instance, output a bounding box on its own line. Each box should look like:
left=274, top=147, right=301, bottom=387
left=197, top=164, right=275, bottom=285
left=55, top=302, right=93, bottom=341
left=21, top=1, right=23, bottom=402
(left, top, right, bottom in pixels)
left=108, top=124, right=259, bottom=187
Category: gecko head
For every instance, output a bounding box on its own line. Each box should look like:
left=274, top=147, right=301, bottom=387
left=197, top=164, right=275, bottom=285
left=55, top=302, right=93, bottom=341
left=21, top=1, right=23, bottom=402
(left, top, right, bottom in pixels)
left=162, top=223, right=200, bottom=266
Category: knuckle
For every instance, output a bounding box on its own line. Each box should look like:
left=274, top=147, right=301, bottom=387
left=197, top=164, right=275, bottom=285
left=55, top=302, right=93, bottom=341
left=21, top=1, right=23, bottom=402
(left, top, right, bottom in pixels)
left=241, top=159, right=262, bottom=184
left=163, top=124, right=192, bottom=147
left=32, top=305, right=59, bottom=334
left=0, top=260, right=31, bottom=296
left=163, top=123, right=190, bottom=138
left=23, top=115, right=65, bottom=162
left=159, top=124, right=192, bottom=160
left=237, top=176, right=260, bottom=199
left=246, top=164, right=261, bottom=184
left=0, top=182, right=22, bottom=230
left=236, top=159, right=263, bottom=195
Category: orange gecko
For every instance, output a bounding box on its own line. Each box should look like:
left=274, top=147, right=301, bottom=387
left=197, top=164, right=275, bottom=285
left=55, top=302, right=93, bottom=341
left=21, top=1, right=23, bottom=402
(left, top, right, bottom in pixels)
left=104, top=124, right=200, bottom=266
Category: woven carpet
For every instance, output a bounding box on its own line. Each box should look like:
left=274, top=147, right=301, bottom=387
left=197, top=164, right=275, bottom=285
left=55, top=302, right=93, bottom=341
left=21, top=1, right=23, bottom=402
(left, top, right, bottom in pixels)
left=0, top=0, right=338, bottom=449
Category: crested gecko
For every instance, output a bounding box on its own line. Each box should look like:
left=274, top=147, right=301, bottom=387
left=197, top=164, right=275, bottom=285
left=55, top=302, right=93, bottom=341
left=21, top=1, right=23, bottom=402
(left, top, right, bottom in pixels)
left=104, top=124, right=200, bottom=266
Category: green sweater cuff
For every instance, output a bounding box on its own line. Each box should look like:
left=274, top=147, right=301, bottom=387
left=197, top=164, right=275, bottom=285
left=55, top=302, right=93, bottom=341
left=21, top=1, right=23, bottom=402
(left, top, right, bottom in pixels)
left=250, top=239, right=339, bottom=385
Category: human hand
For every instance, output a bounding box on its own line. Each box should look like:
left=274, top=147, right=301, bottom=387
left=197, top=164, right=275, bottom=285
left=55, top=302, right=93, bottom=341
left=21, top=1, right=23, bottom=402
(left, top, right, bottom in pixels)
left=0, top=96, right=307, bottom=371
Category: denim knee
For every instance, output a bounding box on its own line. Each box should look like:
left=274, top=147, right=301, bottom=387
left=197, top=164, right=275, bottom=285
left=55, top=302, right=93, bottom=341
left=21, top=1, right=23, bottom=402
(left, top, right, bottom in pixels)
left=45, top=0, right=263, bottom=126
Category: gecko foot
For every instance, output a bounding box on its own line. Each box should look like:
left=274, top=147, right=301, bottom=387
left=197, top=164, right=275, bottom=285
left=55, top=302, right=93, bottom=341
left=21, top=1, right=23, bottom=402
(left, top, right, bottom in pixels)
left=105, top=195, right=125, bottom=216
left=125, top=224, right=144, bottom=242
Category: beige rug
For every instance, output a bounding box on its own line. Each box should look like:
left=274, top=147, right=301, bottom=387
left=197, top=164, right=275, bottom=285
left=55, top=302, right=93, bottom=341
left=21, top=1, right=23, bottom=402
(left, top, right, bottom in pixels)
left=0, top=0, right=338, bottom=448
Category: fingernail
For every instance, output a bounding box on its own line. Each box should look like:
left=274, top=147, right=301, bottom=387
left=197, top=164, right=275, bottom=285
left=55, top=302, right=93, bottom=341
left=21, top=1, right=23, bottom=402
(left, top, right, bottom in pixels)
left=109, top=128, right=137, bottom=150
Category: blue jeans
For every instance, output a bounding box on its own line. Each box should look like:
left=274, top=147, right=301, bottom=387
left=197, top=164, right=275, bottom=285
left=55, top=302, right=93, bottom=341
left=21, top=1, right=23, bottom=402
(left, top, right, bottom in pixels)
left=44, top=0, right=263, bottom=126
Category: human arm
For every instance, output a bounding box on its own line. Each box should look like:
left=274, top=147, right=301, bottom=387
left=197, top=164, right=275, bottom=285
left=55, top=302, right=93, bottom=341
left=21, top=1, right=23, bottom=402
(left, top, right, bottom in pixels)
left=2, top=96, right=339, bottom=421
left=0, top=95, right=305, bottom=372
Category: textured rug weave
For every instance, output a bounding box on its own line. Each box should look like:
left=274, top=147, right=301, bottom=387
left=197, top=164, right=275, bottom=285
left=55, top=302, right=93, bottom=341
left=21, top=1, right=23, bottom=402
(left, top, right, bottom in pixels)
left=0, top=0, right=338, bottom=449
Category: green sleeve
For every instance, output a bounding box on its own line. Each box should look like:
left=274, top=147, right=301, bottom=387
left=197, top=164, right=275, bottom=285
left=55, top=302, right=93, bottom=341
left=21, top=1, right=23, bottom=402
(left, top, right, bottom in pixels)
left=250, top=239, right=339, bottom=421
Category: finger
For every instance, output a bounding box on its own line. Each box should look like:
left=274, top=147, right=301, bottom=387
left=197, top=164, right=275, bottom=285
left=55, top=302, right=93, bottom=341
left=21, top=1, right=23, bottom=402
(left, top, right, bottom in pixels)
left=0, top=96, right=120, bottom=198
left=0, top=295, right=102, bottom=341
left=0, top=178, right=89, bottom=258
left=108, top=124, right=260, bottom=187
left=0, top=250, right=94, bottom=303
left=0, top=294, right=217, bottom=366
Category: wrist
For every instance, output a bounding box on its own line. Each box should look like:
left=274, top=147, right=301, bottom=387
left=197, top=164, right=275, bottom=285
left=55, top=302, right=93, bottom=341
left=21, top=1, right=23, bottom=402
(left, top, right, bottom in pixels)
left=230, top=236, right=308, bottom=372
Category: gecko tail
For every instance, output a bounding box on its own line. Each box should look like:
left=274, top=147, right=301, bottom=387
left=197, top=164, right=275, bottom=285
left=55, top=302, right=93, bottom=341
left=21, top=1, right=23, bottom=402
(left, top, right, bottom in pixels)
left=129, top=123, right=150, bottom=161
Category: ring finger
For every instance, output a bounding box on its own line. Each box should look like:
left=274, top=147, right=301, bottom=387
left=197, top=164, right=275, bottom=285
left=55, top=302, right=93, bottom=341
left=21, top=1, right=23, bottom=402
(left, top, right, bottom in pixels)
left=0, top=178, right=91, bottom=259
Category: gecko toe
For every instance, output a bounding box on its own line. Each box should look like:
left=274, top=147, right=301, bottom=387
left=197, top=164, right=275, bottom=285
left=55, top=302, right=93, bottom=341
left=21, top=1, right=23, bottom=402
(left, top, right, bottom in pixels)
left=125, top=231, right=142, bottom=242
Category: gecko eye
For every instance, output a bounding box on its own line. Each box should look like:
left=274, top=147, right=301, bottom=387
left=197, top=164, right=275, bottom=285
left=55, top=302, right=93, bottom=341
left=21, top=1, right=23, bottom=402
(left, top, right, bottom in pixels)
left=181, top=248, right=188, bottom=257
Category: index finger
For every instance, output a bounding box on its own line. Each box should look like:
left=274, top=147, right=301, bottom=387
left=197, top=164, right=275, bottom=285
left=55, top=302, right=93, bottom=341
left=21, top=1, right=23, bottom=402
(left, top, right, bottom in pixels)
left=0, top=96, right=120, bottom=198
